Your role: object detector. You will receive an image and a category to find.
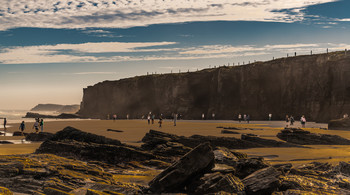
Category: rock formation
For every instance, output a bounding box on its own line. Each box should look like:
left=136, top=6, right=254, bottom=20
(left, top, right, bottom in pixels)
left=3, top=127, right=350, bottom=194
left=24, top=112, right=80, bottom=119
left=328, top=117, right=350, bottom=130
left=277, top=128, right=350, bottom=145
left=78, top=51, right=350, bottom=122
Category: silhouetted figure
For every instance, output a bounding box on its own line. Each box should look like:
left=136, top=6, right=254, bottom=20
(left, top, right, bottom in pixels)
left=33, top=120, right=39, bottom=133
left=247, top=115, right=250, bottom=123
left=243, top=114, right=247, bottom=121
left=40, top=119, right=44, bottom=132
left=158, top=116, right=163, bottom=128
left=212, top=113, right=215, bottom=120
left=290, top=116, right=295, bottom=126
left=174, top=113, right=177, bottom=126
left=3, top=118, right=7, bottom=130
left=19, top=121, right=25, bottom=136
left=300, top=115, right=306, bottom=128
left=238, top=114, right=242, bottom=123
left=285, top=115, right=289, bottom=123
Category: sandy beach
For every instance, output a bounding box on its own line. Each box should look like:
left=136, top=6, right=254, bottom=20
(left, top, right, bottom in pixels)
left=2, top=119, right=350, bottom=165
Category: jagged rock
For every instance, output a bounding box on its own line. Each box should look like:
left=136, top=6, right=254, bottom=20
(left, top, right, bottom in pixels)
left=234, top=157, right=270, bottom=179
left=328, top=117, right=350, bottom=130
left=141, top=159, right=171, bottom=169
left=187, top=172, right=244, bottom=194
left=221, top=130, right=240, bottom=134
left=277, top=128, right=350, bottom=145
left=334, top=161, right=350, bottom=177
left=50, top=126, right=122, bottom=146
left=36, top=140, right=156, bottom=164
left=243, top=166, right=281, bottom=195
left=0, top=186, right=13, bottom=195
left=241, top=134, right=306, bottom=148
left=148, top=142, right=215, bottom=193
left=25, top=132, right=54, bottom=142
left=214, top=147, right=239, bottom=166
left=273, top=163, right=292, bottom=175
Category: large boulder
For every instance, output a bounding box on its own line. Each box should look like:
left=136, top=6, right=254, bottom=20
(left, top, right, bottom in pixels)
left=36, top=140, right=156, bottom=164
left=242, top=166, right=281, bottom=195
left=148, top=142, right=215, bottom=193
left=50, top=126, right=121, bottom=146
left=25, top=132, right=54, bottom=142
left=328, top=117, right=350, bottom=130
left=277, top=128, right=350, bottom=145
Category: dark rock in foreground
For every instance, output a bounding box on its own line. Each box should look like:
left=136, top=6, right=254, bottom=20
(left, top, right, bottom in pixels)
left=243, top=167, right=281, bottom=195
left=25, top=132, right=54, bottom=142
left=148, top=142, right=215, bottom=193
left=12, top=131, right=27, bottom=136
left=328, top=117, right=350, bottom=130
left=277, top=128, right=350, bottom=145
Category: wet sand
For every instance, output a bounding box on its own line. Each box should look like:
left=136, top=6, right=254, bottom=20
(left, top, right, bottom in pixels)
left=2, top=119, right=350, bottom=165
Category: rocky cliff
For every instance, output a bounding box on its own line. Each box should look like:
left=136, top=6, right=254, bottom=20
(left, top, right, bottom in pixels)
left=78, top=51, right=350, bottom=122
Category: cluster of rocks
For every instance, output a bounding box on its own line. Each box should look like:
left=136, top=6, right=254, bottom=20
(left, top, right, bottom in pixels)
left=3, top=127, right=350, bottom=194
left=277, top=128, right=350, bottom=145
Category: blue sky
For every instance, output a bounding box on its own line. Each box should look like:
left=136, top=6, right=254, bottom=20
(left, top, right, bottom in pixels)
left=0, top=0, right=350, bottom=109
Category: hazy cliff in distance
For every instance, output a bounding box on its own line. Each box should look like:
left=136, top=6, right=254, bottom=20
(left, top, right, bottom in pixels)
left=31, top=104, right=80, bottom=113
left=78, top=51, right=350, bottom=122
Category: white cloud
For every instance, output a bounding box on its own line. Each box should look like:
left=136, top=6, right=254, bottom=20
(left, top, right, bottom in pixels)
left=1, top=41, right=347, bottom=64
left=337, top=18, right=350, bottom=22
left=0, top=0, right=337, bottom=30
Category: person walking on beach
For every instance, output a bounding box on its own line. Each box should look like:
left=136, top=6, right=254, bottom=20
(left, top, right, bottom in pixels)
left=212, top=113, right=215, bottom=120
left=300, top=115, right=306, bottom=128
left=268, top=113, right=272, bottom=121
left=290, top=115, right=295, bottom=126
left=247, top=115, right=250, bottom=123
left=3, top=118, right=7, bottom=130
left=285, top=115, right=289, bottom=123
left=158, top=116, right=163, bottom=128
left=202, top=113, right=205, bottom=120
left=147, top=115, right=151, bottom=124
left=243, top=114, right=247, bottom=121
left=174, top=113, right=177, bottom=126
left=151, top=114, right=155, bottom=124
left=40, top=119, right=44, bottom=132
left=33, top=120, right=39, bottom=133
left=19, top=121, right=26, bottom=136
left=113, top=114, right=117, bottom=121
left=238, top=114, right=242, bottom=123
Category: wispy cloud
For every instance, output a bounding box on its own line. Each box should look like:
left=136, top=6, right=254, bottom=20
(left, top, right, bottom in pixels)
left=0, top=0, right=337, bottom=31
left=1, top=42, right=348, bottom=64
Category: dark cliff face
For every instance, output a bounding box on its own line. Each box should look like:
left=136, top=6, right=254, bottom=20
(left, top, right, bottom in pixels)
left=78, top=51, right=350, bottom=122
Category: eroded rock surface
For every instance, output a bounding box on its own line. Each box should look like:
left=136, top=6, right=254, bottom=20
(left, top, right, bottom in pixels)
left=329, top=117, right=350, bottom=130
left=277, top=128, right=350, bottom=145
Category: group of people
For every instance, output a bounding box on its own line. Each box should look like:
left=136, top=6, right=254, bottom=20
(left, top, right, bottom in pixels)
left=18, top=118, right=44, bottom=135
left=237, top=114, right=250, bottom=123
left=201, top=113, right=216, bottom=120
left=284, top=115, right=306, bottom=127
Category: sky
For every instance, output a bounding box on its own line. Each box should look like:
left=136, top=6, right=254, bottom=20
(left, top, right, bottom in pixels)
left=1, top=0, right=350, bottom=109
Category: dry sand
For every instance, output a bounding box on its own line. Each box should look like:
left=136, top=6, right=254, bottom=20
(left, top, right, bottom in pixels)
left=2, top=119, right=350, bottom=165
